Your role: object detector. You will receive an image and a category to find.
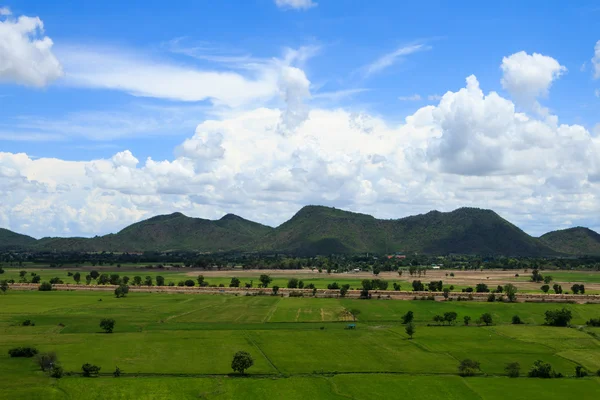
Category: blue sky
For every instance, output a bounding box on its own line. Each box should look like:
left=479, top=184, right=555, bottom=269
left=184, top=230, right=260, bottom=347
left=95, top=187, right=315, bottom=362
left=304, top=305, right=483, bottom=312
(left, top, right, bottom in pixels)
left=1, top=0, right=600, bottom=237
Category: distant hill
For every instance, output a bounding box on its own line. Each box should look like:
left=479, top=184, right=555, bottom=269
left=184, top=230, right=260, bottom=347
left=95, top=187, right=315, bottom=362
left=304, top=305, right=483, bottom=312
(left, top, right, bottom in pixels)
left=35, top=212, right=273, bottom=252
left=256, top=206, right=555, bottom=256
left=540, top=227, right=600, bottom=256
left=0, top=206, right=577, bottom=256
left=0, top=228, right=37, bottom=249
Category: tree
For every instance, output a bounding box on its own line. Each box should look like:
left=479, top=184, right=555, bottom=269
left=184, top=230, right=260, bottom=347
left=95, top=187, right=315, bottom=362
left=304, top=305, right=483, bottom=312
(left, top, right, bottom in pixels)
left=82, top=363, right=101, bottom=377
left=197, top=275, right=205, bottom=286
left=90, top=270, right=100, bottom=280
left=156, top=276, right=165, bottom=286
left=97, top=274, right=110, bottom=285
left=348, top=308, right=360, bottom=322
left=49, top=364, right=64, bottom=378
left=0, top=267, right=3, bottom=274
left=402, top=311, right=414, bottom=324
left=272, top=285, right=279, bottom=295
left=373, top=267, right=381, bottom=276
left=340, top=286, right=348, bottom=297
left=433, top=315, right=444, bottom=325
left=512, top=315, right=522, bottom=325
left=100, top=318, right=115, bottom=333
left=541, top=284, right=550, bottom=294
left=571, top=284, right=585, bottom=294
left=476, top=283, right=489, bottom=293
left=184, top=279, right=195, bottom=287
left=114, top=284, right=129, bottom=298
left=503, top=284, right=517, bottom=302
left=528, top=360, right=558, bottom=378
left=553, top=284, right=563, bottom=294
left=443, top=288, right=450, bottom=299
left=575, top=365, right=588, bottom=378
left=0, top=280, right=8, bottom=294
left=85, top=275, right=92, bottom=285
left=543, top=275, right=552, bottom=284
left=393, top=282, right=401, bottom=291
left=113, top=366, right=122, bottom=377
left=544, top=308, right=572, bottom=327
left=458, top=359, right=481, bottom=376
left=531, top=269, right=543, bottom=283
left=144, top=276, right=153, bottom=286
left=39, top=282, right=52, bottom=291
left=230, top=277, right=241, bottom=287
left=287, top=278, right=299, bottom=288
left=19, top=270, right=27, bottom=278
left=109, top=274, right=121, bottom=285
left=259, top=274, right=272, bottom=288
left=49, top=277, right=63, bottom=285
left=73, top=272, right=81, bottom=284
left=480, top=313, right=493, bottom=326
left=443, top=311, right=457, bottom=325
left=505, top=362, right=520, bottom=378
left=412, top=280, right=425, bottom=291
left=133, top=276, right=142, bottom=286
left=464, top=316, right=471, bottom=326
left=405, top=322, right=415, bottom=339
left=36, top=352, right=58, bottom=371
left=231, top=351, right=254, bottom=374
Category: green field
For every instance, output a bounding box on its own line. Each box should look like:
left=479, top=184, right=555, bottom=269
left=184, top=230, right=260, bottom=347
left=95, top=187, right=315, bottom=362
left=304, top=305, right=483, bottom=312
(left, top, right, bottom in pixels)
left=2, top=290, right=600, bottom=399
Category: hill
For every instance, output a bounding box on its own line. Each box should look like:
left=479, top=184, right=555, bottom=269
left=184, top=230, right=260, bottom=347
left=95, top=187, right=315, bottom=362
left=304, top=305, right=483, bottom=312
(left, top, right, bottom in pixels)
left=0, top=227, right=37, bottom=249
left=540, top=227, right=600, bottom=255
left=256, top=206, right=555, bottom=256
left=36, top=212, right=273, bottom=252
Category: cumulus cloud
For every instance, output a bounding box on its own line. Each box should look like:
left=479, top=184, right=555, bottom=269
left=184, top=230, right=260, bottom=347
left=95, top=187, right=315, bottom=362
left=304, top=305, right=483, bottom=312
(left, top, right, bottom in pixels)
left=593, top=40, right=600, bottom=79
left=3, top=70, right=600, bottom=237
left=275, top=0, right=317, bottom=10
left=0, top=9, right=63, bottom=86
left=364, top=44, right=429, bottom=76
left=500, top=51, right=566, bottom=108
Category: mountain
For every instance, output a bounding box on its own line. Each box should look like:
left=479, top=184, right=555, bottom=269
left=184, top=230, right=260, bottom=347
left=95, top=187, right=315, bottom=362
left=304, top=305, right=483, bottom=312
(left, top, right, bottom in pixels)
left=540, top=227, right=600, bottom=256
left=0, top=206, right=574, bottom=256
left=0, top=228, right=37, bottom=249
left=36, top=212, right=273, bottom=252
left=256, top=206, right=555, bottom=256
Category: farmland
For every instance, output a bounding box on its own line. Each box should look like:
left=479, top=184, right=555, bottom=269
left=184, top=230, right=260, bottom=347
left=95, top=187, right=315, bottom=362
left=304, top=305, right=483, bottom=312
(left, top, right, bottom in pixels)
left=1, top=288, right=600, bottom=399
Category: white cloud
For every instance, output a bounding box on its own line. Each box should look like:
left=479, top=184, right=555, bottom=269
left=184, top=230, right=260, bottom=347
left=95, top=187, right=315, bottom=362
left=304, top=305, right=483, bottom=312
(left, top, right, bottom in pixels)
left=427, top=94, right=442, bottom=101
left=593, top=40, right=600, bottom=79
left=277, top=66, right=311, bottom=134
left=398, top=94, right=422, bottom=101
left=500, top=51, right=566, bottom=107
left=0, top=7, right=11, bottom=16
left=275, top=0, right=317, bottom=10
left=364, top=44, right=429, bottom=76
left=0, top=10, right=63, bottom=86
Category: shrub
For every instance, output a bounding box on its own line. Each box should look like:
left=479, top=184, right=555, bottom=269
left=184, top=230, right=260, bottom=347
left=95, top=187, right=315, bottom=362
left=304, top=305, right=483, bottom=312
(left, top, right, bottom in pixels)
left=113, top=366, right=122, bottom=377
left=505, top=362, right=520, bottom=378
left=476, top=283, right=489, bottom=293
left=327, top=282, right=340, bottom=290
left=512, top=315, right=523, bottom=325
left=544, top=308, right=572, bottom=327
left=38, top=282, right=53, bottom=291
left=22, top=319, right=34, bottom=326
left=82, top=363, right=101, bottom=377
left=184, top=279, right=195, bottom=287
left=463, top=316, right=471, bottom=325
left=458, top=359, right=481, bottom=376
left=481, top=313, right=493, bottom=326
left=487, top=293, right=496, bottom=302
left=8, top=347, right=38, bottom=357
left=49, top=364, right=64, bottom=378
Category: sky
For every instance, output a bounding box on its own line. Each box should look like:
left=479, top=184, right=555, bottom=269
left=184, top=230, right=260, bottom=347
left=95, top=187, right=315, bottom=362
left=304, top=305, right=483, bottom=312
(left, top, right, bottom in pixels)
left=1, top=0, right=600, bottom=238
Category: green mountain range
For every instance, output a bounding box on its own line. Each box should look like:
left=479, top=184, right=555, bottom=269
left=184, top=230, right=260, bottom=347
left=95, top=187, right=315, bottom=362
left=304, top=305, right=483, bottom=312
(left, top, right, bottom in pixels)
left=539, top=227, right=600, bottom=256
left=0, top=205, right=598, bottom=256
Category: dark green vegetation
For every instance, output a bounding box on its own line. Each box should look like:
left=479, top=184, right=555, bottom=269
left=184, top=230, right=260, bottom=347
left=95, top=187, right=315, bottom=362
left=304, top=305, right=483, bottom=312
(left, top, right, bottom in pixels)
left=540, top=227, right=600, bottom=256
left=4, top=205, right=599, bottom=256
left=2, top=291, right=600, bottom=399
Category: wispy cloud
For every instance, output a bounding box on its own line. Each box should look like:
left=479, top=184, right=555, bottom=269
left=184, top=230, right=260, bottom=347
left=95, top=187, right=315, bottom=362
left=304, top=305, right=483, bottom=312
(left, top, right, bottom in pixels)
left=275, top=0, right=317, bottom=11
left=428, top=94, right=442, bottom=101
left=398, top=94, right=422, bottom=101
left=312, top=88, right=369, bottom=101
left=0, top=7, right=11, bottom=15
left=364, top=43, right=430, bottom=76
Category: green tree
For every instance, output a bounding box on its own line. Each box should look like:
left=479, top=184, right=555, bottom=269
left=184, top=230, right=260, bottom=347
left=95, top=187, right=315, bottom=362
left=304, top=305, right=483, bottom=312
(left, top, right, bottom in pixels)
left=259, top=274, right=272, bottom=288
left=505, top=362, right=520, bottom=378
left=575, top=365, right=588, bottom=378
left=73, top=272, right=81, bottom=284
left=114, top=284, right=129, bottom=298
left=405, top=322, right=415, bottom=339
left=373, top=267, right=381, bottom=276
left=340, top=286, right=348, bottom=297
left=184, top=279, right=195, bottom=287
left=155, top=276, right=164, bottom=286
left=528, top=360, right=557, bottom=378
left=272, top=285, right=279, bottom=295
left=458, top=359, right=481, bottom=376
left=503, top=284, right=517, bottom=302
left=133, top=276, right=142, bottom=286
left=402, top=311, right=414, bottom=324
left=0, top=280, right=8, bottom=294
left=100, top=318, right=115, bottom=333
left=443, top=311, right=458, bottom=325
left=230, top=277, right=241, bottom=287
left=476, top=283, right=489, bottom=293
left=512, top=315, right=522, bottom=325
left=544, top=308, right=572, bottom=327
left=36, top=352, right=58, bottom=371
left=443, top=287, right=450, bottom=299
left=144, top=276, right=153, bottom=286
left=481, top=313, right=493, bottom=326
left=543, top=275, right=552, bottom=284
left=82, top=363, right=101, bottom=377
left=109, top=274, right=121, bottom=285
left=85, top=275, right=92, bottom=285
left=113, top=366, right=122, bottom=377
left=231, top=351, right=254, bottom=374
left=348, top=308, right=360, bottom=322
left=287, top=278, right=299, bottom=288
left=38, top=282, right=52, bottom=291
left=90, top=270, right=99, bottom=280
left=197, top=275, right=205, bottom=286
left=541, top=284, right=550, bottom=293
left=464, top=315, right=471, bottom=326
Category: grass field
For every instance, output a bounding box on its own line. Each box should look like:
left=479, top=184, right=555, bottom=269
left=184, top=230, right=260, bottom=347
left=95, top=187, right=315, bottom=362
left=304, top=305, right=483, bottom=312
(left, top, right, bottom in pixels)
left=1, top=290, right=600, bottom=399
